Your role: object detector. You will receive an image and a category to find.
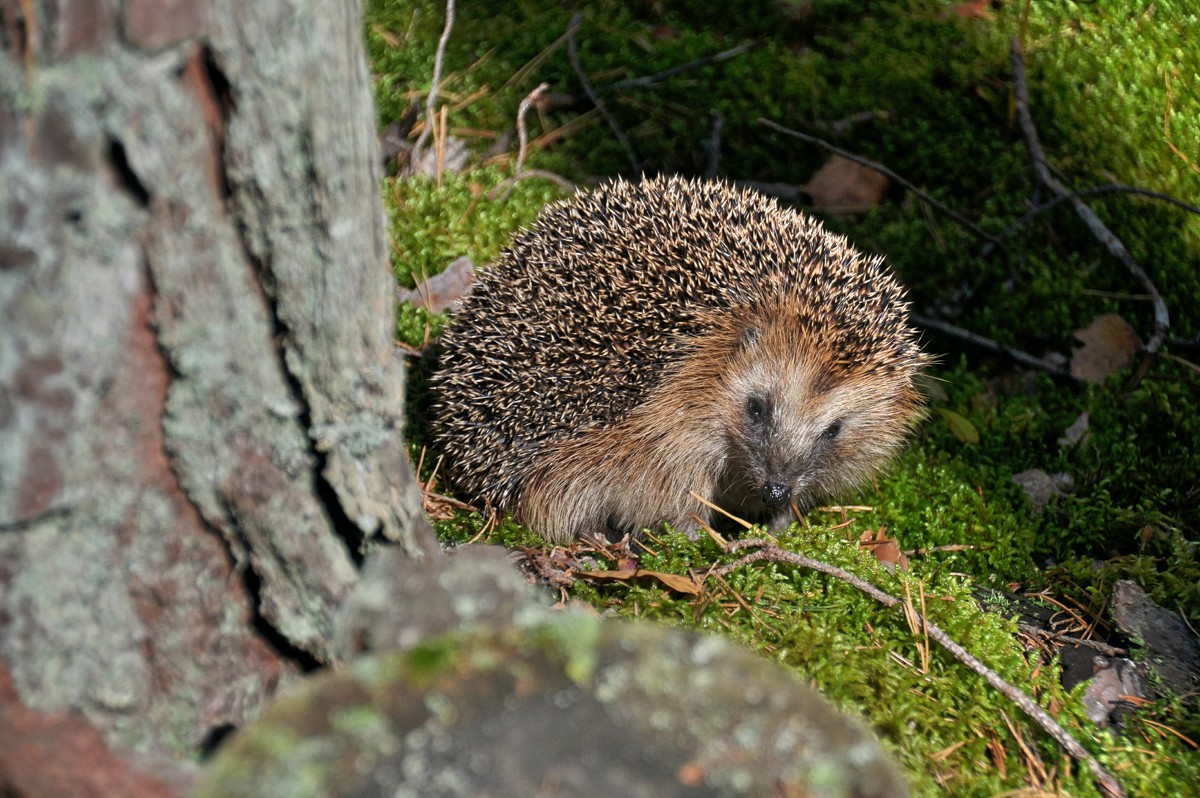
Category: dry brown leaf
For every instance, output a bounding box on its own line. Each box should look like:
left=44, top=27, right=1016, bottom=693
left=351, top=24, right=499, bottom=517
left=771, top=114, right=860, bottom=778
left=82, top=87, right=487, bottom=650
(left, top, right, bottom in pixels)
left=800, top=155, right=888, bottom=214
left=1070, top=313, right=1142, bottom=383
left=951, top=0, right=995, bottom=20
left=581, top=568, right=700, bottom=595
left=859, top=528, right=909, bottom=573
left=397, top=256, right=476, bottom=314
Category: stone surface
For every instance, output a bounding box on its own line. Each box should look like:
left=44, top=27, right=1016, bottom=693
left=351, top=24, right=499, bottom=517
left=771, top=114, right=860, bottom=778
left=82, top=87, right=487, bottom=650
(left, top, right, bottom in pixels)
left=1111, top=580, right=1199, bottom=695
left=197, top=613, right=910, bottom=798
left=335, top=544, right=539, bottom=659
left=1079, top=656, right=1148, bottom=727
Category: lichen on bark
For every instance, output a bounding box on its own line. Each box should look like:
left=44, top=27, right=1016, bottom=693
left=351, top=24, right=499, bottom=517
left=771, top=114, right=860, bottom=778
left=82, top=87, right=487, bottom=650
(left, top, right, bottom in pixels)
left=0, top=0, right=432, bottom=757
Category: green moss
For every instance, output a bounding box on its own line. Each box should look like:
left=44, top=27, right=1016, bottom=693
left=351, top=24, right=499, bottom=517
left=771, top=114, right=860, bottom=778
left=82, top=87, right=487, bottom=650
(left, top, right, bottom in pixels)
left=373, top=0, right=1200, bottom=793
left=387, top=169, right=568, bottom=349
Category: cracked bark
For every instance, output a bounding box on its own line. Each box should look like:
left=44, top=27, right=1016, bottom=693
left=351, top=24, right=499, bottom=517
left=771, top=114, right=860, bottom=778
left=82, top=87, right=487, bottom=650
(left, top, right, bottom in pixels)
left=0, top=0, right=435, bottom=771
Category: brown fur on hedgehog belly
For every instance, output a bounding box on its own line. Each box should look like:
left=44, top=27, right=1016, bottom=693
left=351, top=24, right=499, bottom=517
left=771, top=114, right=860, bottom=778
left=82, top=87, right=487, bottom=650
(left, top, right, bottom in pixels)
left=432, top=176, right=930, bottom=544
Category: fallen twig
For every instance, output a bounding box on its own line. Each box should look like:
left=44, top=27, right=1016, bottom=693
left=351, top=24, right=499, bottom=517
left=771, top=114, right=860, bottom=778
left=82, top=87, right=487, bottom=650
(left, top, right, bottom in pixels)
left=488, top=84, right=576, bottom=200
left=515, top=82, right=547, bottom=176
left=600, top=40, right=759, bottom=93
left=985, top=182, right=1200, bottom=256
left=1010, top=38, right=1169, bottom=355
left=910, top=313, right=1071, bottom=379
left=567, top=13, right=640, bottom=172
left=706, top=110, right=724, bottom=179
left=1017, top=625, right=1126, bottom=658
left=715, top=538, right=1128, bottom=798
left=414, top=0, right=456, bottom=154
left=758, top=117, right=1002, bottom=248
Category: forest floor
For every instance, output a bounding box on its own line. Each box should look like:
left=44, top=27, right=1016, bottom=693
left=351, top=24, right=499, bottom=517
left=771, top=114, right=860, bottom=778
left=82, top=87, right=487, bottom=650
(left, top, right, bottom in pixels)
left=370, top=1, right=1200, bottom=795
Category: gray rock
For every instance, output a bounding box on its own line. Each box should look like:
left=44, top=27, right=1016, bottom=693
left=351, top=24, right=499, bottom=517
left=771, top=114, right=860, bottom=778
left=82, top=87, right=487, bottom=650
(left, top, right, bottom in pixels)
left=199, top=612, right=908, bottom=798
left=1111, top=580, right=1199, bottom=695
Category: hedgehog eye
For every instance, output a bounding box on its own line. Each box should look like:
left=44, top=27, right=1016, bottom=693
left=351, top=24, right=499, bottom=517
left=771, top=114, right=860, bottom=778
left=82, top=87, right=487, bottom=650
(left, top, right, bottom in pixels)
left=821, top=419, right=844, bottom=440
left=746, top=396, right=767, bottom=424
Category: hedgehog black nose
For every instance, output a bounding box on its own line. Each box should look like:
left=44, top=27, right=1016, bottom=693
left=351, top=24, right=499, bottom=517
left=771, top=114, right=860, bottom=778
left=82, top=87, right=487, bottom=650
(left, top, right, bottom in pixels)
left=760, top=482, right=792, bottom=509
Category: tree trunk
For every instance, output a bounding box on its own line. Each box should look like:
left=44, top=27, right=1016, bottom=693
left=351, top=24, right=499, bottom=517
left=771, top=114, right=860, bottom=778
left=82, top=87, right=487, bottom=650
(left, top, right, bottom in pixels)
left=0, top=0, right=433, bottom=775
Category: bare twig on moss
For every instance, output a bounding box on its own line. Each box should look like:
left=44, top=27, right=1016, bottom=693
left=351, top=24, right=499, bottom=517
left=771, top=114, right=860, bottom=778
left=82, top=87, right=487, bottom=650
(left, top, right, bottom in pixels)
left=488, top=82, right=576, bottom=200
left=567, top=13, right=641, bottom=172
left=414, top=0, right=456, bottom=154
left=488, top=169, right=576, bottom=201
left=515, top=82, right=548, bottom=176
left=910, top=313, right=1071, bottom=378
left=706, top=111, right=724, bottom=179
left=815, top=109, right=891, bottom=137
left=1017, top=625, right=1126, bottom=658
left=714, top=539, right=1128, bottom=798
left=984, top=182, right=1200, bottom=256
left=600, top=40, right=759, bottom=93
left=1010, top=38, right=1169, bottom=356
left=758, top=117, right=1002, bottom=248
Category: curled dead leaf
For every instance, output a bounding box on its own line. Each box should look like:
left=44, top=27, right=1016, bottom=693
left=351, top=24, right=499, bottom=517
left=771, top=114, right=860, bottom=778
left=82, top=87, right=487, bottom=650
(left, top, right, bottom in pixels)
left=397, top=256, right=476, bottom=314
left=859, top=528, right=908, bottom=573
left=800, top=155, right=888, bottom=214
left=1070, top=314, right=1142, bottom=384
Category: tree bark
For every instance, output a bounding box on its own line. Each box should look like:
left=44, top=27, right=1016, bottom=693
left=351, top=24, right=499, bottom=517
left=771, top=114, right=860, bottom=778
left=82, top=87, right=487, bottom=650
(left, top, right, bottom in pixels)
left=0, top=0, right=433, bottom=768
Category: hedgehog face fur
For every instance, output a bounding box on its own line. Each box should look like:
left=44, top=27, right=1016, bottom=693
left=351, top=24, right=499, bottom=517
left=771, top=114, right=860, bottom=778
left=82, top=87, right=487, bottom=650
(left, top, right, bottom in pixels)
left=432, top=176, right=929, bottom=543
left=711, top=303, right=924, bottom=529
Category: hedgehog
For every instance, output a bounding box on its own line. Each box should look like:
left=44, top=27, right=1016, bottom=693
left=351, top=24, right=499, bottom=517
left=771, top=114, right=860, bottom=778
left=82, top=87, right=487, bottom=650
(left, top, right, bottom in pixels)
left=431, top=176, right=929, bottom=544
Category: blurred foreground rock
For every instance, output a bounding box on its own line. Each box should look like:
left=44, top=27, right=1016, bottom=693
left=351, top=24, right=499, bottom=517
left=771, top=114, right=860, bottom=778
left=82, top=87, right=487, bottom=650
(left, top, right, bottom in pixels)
left=195, top=547, right=909, bottom=798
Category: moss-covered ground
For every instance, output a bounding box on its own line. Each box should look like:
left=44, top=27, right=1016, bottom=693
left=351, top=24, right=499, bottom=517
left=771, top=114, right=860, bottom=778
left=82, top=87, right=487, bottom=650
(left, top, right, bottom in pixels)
left=368, top=0, right=1200, bottom=794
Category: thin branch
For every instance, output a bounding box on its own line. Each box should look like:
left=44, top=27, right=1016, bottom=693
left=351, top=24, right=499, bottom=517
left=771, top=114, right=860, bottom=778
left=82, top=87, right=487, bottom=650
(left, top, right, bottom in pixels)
left=414, top=0, right=456, bottom=154
left=488, top=83, right=576, bottom=200
left=488, top=169, right=575, bottom=201
left=715, top=539, right=1128, bottom=798
left=1017, top=625, right=1126, bottom=658
left=758, top=117, right=1002, bottom=247
left=984, top=182, right=1200, bottom=255
left=567, top=13, right=640, bottom=172
left=910, top=313, right=1070, bottom=379
left=601, top=41, right=759, bottom=93
left=705, top=111, right=724, bottom=179
left=515, top=82, right=548, bottom=176
left=0, top=505, right=72, bottom=533
left=1010, top=38, right=1169, bottom=355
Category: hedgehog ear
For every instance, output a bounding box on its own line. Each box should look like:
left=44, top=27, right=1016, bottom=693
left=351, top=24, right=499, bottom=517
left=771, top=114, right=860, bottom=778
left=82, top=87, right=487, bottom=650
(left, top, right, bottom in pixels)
left=738, top=325, right=761, bottom=350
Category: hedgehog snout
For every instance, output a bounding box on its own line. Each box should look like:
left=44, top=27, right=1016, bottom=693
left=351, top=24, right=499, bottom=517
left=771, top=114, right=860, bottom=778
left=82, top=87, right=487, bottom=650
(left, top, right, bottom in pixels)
left=760, top=481, right=792, bottom=509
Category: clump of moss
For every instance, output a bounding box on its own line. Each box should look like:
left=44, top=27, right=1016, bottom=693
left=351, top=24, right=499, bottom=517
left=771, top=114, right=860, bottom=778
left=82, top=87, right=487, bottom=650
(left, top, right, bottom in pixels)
left=386, top=168, right=569, bottom=347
